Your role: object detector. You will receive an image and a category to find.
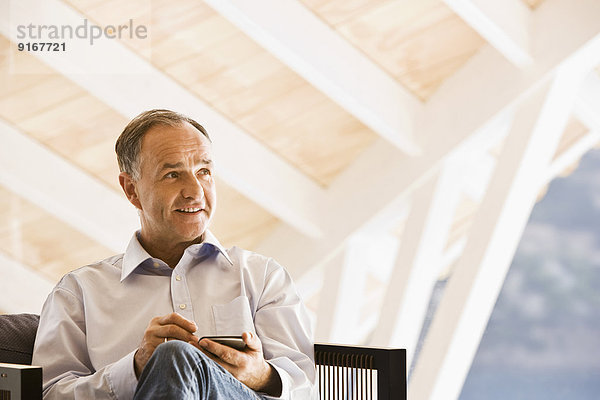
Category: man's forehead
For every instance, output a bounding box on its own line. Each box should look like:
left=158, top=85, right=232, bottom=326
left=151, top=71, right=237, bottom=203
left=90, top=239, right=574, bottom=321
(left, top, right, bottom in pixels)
left=139, top=124, right=213, bottom=168
left=148, top=148, right=213, bottom=169
left=159, top=158, right=212, bottom=170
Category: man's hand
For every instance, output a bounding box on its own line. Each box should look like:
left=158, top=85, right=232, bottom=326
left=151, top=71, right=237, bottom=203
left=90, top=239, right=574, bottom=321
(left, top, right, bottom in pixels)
left=134, top=313, right=198, bottom=378
left=195, top=331, right=282, bottom=397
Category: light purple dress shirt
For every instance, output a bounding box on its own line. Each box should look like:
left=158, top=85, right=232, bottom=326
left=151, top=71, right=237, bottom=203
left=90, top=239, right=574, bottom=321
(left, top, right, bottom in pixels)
left=32, top=231, right=317, bottom=399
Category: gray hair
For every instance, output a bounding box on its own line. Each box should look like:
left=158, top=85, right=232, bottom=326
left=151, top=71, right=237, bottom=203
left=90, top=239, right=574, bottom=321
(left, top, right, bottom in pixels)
left=115, top=109, right=211, bottom=180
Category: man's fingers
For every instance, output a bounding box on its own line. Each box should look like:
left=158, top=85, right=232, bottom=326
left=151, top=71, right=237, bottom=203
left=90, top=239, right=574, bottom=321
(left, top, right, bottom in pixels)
left=199, top=339, right=241, bottom=365
left=157, top=324, right=197, bottom=343
left=242, top=331, right=261, bottom=352
left=147, top=313, right=199, bottom=344
left=198, top=338, right=225, bottom=357
left=157, top=312, right=197, bottom=332
left=195, top=334, right=276, bottom=393
left=136, top=313, right=199, bottom=378
left=193, top=342, right=236, bottom=376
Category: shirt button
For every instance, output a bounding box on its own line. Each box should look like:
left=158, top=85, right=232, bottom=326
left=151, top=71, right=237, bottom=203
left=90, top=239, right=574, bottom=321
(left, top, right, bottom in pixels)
left=153, top=261, right=160, bottom=268
left=179, top=304, right=186, bottom=310
left=175, top=275, right=181, bottom=281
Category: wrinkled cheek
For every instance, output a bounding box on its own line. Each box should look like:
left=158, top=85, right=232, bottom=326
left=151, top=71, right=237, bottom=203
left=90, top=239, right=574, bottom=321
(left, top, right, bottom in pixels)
left=208, top=192, right=217, bottom=217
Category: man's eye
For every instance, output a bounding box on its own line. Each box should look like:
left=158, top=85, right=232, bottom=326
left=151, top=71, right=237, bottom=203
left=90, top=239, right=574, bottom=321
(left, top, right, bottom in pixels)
left=165, top=172, right=178, bottom=178
left=199, top=168, right=211, bottom=176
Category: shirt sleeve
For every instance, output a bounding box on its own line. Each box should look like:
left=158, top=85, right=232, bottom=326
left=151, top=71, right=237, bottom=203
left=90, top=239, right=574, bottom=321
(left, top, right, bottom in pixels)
left=254, top=259, right=319, bottom=400
left=32, top=281, right=138, bottom=400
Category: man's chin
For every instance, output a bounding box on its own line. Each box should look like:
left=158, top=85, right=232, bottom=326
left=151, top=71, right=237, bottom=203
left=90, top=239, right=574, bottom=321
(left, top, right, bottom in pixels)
left=177, top=228, right=208, bottom=244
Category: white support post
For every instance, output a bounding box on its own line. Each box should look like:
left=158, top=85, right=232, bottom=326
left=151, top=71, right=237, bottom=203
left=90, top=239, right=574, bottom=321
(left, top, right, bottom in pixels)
left=313, top=247, right=345, bottom=342
left=316, top=232, right=398, bottom=344
left=574, top=72, right=600, bottom=132
left=370, top=158, right=464, bottom=368
left=408, top=66, right=588, bottom=400
left=443, top=0, right=533, bottom=67
left=203, top=0, right=422, bottom=155
left=0, top=251, right=55, bottom=314
left=256, top=0, right=600, bottom=283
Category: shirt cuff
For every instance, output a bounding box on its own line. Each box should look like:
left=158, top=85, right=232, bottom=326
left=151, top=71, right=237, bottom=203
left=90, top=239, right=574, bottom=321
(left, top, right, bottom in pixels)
left=260, top=362, right=292, bottom=400
left=107, top=349, right=138, bottom=400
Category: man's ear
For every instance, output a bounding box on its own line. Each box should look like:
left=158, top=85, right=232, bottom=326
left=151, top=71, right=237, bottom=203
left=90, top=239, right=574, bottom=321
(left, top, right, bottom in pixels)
left=119, top=172, right=142, bottom=210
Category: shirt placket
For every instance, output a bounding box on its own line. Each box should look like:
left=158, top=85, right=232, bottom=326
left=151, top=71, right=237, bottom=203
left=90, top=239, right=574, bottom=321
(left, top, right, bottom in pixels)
left=171, top=257, right=194, bottom=323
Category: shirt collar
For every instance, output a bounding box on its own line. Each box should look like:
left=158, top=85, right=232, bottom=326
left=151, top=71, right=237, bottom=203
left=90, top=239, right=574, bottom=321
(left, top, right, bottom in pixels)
left=197, top=230, right=234, bottom=266
left=120, top=230, right=233, bottom=282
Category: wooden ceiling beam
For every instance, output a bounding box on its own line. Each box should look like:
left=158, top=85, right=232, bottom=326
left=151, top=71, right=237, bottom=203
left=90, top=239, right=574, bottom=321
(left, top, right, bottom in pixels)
left=0, top=119, right=139, bottom=253
left=204, top=0, right=423, bottom=156
left=0, top=0, right=326, bottom=239
left=444, top=0, right=533, bottom=67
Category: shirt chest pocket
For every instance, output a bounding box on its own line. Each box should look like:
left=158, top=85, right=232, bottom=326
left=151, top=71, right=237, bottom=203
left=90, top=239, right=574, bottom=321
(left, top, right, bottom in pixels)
left=212, top=295, right=256, bottom=336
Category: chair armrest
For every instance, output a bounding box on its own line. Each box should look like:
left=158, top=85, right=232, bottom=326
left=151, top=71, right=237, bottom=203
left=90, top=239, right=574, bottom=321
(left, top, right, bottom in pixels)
left=314, top=343, right=406, bottom=400
left=0, top=363, right=42, bottom=400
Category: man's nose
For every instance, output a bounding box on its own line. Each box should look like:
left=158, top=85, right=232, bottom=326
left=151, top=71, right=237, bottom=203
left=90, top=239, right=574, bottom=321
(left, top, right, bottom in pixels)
left=181, top=174, right=205, bottom=200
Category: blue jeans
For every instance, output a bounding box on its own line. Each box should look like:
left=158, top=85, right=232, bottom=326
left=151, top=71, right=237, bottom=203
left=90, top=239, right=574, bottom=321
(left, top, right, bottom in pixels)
left=134, top=340, right=266, bottom=400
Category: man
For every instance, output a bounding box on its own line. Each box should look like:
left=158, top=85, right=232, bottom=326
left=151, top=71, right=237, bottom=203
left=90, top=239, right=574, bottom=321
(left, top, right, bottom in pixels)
left=32, top=109, right=317, bottom=399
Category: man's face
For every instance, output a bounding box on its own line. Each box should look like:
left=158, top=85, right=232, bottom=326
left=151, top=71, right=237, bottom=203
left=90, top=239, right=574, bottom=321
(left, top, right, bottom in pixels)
left=127, top=122, right=216, bottom=248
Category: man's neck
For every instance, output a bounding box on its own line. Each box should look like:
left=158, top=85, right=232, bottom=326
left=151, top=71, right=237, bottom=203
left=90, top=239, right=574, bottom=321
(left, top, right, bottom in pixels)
left=138, top=233, right=203, bottom=269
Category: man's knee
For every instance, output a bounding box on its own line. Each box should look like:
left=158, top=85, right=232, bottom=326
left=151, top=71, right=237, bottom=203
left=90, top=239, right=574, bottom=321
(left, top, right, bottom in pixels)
left=146, top=340, right=228, bottom=384
left=138, top=340, right=259, bottom=400
left=154, top=340, right=192, bottom=356
left=152, top=340, right=203, bottom=362
left=141, top=340, right=211, bottom=383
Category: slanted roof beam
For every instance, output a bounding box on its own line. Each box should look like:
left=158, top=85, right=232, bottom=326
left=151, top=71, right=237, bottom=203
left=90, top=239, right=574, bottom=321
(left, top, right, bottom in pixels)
left=444, top=0, right=533, bottom=67
left=204, top=0, right=422, bottom=155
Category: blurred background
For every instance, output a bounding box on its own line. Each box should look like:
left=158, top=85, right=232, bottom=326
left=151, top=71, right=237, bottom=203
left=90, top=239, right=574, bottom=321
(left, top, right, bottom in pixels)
left=1, top=0, right=599, bottom=399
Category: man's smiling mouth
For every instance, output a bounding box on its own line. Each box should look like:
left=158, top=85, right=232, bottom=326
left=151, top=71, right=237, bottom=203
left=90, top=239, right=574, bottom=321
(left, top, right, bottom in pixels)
left=176, top=208, right=202, bottom=213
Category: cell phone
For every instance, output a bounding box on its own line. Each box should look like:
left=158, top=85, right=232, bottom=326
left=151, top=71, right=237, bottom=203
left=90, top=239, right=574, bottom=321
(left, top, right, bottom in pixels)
left=200, top=335, right=246, bottom=351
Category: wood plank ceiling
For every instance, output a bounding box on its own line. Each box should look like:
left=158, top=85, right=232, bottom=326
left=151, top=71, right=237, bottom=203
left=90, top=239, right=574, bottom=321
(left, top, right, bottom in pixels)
left=64, top=0, right=378, bottom=187
left=300, top=0, right=486, bottom=100
left=0, top=186, right=112, bottom=282
left=0, top=0, right=581, bottom=292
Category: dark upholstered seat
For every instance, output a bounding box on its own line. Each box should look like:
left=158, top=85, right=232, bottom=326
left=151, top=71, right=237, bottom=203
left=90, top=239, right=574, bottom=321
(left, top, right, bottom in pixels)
left=0, top=313, right=39, bottom=365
